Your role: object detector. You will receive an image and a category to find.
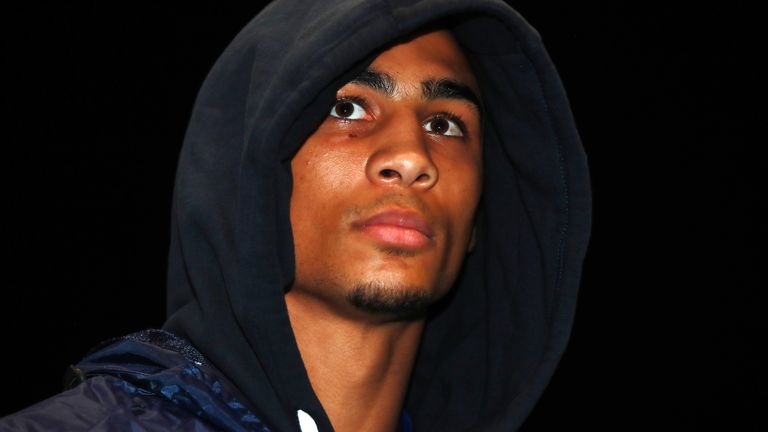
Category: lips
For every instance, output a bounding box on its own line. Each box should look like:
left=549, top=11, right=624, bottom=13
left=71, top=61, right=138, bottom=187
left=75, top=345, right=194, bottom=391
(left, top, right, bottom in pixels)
left=354, top=209, right=435, bottom=249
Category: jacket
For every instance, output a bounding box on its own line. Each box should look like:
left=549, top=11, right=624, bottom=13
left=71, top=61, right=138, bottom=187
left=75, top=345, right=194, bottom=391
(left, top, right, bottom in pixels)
left=1, top=0, right=591, bottom=430
left=1, top=330, right=274, bottom=431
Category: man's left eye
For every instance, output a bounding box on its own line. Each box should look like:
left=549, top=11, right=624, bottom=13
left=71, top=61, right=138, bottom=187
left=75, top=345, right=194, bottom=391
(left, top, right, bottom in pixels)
left=423, top=116, right=464, bottom=137
left=330, top=99, right=367, bottom=120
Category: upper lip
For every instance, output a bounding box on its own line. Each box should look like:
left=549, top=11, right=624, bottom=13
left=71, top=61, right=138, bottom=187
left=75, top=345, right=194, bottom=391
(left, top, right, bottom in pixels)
left=354, top=209, right=435, bottom=239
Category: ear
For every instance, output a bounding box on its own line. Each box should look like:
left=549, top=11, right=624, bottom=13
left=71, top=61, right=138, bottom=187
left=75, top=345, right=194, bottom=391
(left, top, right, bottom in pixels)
left=467, top=225, right=477, bottom=253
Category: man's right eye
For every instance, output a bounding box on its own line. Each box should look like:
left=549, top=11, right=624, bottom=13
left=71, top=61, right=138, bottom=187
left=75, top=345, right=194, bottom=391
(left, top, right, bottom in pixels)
left=330, top=99, right=367, bottom=120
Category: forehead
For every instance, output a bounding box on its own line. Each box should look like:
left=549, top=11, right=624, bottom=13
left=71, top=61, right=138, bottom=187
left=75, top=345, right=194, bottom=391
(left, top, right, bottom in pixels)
left=365, top=29, right=480, bottom=98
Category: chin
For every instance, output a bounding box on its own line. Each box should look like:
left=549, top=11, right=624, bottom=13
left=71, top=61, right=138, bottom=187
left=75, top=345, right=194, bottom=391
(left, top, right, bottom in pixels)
left=344, top=279, right=441, bottom=321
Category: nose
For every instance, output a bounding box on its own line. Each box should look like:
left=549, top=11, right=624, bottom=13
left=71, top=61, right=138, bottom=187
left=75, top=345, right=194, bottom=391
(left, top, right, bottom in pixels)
left=365, top=132, right=438, bottom=191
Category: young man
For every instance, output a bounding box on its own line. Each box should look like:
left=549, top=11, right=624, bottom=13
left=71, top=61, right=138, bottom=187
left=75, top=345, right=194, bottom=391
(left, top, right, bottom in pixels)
left=285, top=29, right=483, bottom=431
left=1, top=1, right=591, bottom=431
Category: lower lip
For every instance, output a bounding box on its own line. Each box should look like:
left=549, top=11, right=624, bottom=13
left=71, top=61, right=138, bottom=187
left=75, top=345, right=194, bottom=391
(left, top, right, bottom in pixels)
left=360, top=224, right=432, bottom=249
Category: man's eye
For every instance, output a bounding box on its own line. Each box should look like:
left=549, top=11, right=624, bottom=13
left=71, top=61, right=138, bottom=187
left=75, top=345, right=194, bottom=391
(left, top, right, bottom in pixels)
left=423, top=115, right=464, bottom=137
left=330, top=99, right=367, bottom=120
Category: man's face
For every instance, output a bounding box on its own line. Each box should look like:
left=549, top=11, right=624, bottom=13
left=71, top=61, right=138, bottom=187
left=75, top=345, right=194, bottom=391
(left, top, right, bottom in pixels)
left=289, top=29, right=482, bottom=321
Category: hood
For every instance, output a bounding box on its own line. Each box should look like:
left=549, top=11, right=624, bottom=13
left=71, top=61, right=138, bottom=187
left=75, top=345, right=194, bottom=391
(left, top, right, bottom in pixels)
left=163, top=0, right=592, bottom=431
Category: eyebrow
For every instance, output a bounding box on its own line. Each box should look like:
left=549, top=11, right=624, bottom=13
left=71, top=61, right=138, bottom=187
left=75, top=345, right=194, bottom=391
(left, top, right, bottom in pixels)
left=349, top=69, right=396, bottom=96
left=422, top=78, right=482, bottom=114
left=348, top=68, right=483, bottom=114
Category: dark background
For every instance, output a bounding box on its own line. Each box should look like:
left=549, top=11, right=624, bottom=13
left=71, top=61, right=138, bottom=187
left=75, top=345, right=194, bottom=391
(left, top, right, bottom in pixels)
left=5, top=2, right=763, bottom=429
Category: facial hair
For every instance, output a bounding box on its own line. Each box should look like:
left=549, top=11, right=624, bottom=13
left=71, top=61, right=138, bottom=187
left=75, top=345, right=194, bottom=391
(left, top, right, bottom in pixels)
left=346, top=281, right=436, bottom=321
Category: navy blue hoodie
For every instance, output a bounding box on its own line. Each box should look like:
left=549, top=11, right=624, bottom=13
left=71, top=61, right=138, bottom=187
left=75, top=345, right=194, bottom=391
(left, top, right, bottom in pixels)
left=1, top=0, right=591, bottom=431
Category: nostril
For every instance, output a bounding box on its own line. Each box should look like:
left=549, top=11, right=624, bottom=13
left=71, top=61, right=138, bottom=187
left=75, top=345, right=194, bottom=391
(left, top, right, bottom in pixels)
left=380, top=169, right=400, bottom=179
left=415, top=173, right=430, bottom=183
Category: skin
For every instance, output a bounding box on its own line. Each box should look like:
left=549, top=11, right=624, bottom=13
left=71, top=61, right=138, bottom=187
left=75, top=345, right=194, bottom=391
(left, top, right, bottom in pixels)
left=286, top=29, right=482, bottom=432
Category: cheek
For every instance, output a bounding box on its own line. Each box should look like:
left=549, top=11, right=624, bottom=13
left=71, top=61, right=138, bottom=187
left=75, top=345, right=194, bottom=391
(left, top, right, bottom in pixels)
left=436, top=159, right=482, bottom=285
left=290, top=135, right=367, bottom=248
left=442, top=156, right=482, bottom=218
left=292, top=133, right=365, bottom=195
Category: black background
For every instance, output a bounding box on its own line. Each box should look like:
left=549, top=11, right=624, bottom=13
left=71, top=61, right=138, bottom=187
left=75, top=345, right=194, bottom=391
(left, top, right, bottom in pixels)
left=5, top=2, right=763, bottom=429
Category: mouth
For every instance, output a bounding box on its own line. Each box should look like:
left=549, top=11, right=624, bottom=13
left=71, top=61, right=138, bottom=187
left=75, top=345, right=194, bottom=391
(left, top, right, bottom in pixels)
left=353, top=209, right=435, bottom=249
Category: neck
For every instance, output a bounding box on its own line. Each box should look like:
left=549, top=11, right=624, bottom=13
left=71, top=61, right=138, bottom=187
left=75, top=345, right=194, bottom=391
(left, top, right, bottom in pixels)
left=285, top=290, right=423, bottom=432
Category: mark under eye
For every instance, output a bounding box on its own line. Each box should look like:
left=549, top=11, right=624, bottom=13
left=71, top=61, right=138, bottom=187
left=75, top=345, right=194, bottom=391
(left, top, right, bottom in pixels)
left=330, top=97, right=367, bottom=120
left=423, top=113, right=466, bottom=137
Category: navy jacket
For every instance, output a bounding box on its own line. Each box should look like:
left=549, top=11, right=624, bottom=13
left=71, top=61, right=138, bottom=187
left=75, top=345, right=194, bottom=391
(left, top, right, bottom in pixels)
left=2, top=0, right=591, bottom=430
left=1, top=330, right=412, bottom=432
left=1, top=330, right=272, bottom=431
